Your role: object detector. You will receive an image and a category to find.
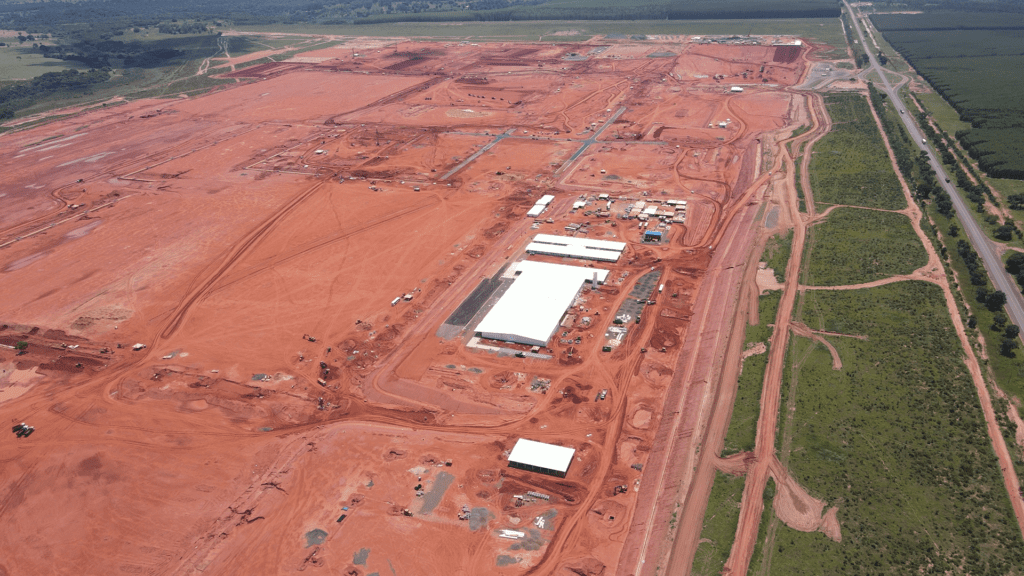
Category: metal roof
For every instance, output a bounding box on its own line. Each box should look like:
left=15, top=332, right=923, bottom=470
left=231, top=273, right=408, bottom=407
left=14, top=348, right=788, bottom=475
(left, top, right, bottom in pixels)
left=532, top=233, right=626, bottom=253
left=526, top=242, right=620, bottom=262
left=508, top=438, right=575, bottom=473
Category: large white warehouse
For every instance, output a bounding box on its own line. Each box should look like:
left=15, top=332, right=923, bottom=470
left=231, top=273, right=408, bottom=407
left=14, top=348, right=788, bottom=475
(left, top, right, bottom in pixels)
left=475, top=260, right=609, bottom=346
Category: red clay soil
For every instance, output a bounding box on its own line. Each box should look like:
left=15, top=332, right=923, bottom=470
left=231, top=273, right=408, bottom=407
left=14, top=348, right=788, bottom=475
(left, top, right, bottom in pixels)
left=0, top=34, right=806, bottom=575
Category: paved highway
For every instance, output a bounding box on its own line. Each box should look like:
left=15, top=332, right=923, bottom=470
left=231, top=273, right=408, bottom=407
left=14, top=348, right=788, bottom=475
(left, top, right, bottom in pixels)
left=846, top=1, right=1024, bottom=334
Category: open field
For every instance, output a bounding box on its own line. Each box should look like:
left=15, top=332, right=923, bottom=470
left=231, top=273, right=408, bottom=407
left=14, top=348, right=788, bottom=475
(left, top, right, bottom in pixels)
left=0, top=43, right=88, bottom=81
left=808, top=93, right=905, bottom=210
left=763, top=229, right=794, bottom=282
left=915, top=92, right=972, bottom=136
left=0, top=34, right=809, bottom=575
left=772, top=283, right=1024, bottom=575
left=803, top=207, right=927, bottom=286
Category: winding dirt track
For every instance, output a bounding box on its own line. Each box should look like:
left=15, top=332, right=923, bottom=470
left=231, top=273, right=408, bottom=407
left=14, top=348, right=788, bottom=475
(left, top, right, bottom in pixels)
left=718, top=88, right=828, bottom=576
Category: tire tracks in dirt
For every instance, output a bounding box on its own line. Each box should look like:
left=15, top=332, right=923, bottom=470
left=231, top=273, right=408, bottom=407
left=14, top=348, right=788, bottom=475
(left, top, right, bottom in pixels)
left=159, top=179, right=328, bottom=341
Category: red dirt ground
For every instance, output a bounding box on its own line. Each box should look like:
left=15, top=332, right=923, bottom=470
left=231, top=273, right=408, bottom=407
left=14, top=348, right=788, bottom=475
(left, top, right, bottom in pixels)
left=0, top=35, right=805, bottom=575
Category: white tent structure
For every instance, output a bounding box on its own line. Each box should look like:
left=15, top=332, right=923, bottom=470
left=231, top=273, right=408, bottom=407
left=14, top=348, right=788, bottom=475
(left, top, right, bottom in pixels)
left=475, top=260, right=608, bottom=346
left=508, top=438, right=576, bottom=477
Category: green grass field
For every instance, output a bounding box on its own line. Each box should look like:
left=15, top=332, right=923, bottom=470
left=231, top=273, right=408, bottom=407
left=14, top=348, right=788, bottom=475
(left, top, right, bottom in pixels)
left=809, top=93, right=906, bottom=210
left=229, top=18, right=845, bottom=46
left=691, top=471, right=745, bottom=576
left=769, top=282, right=1024, bottom=575
left=916, top=92, right=972, bottom=135
left=721, top=230, right=791, bottom=457
left=0, top=44, right=87, bottom=81
left=803, top=208, right=928, bottom=286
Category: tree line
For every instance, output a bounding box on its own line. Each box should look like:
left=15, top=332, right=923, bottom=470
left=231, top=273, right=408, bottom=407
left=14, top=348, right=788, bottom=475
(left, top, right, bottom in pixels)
left=0, top=69, right=109, bottom=119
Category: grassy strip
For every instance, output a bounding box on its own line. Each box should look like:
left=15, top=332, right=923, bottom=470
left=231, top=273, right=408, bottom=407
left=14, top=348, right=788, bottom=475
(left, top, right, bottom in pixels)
left=228, top=19, right=846, bottom=46
left=691, top=471, right=746, bottom=576
left=793, top=159, right=806, bottom=214
left=763, top=230, right=793, bottom=284
left=930, top=208, right=1024, bottom=413
left=124, top=74, right=236, bottom=100
left=768, top=282, right=1024, bottom=575
left=723, top=291, right=782, bottom=456
left=745, top=478, right=777, bottom=575
left=803, top=207, right=928, bottom=286
left=722, top=229, right=792, bottom=456
left=808, top=93, right=905, bottom=210
left=916, top=91, right=972, bottom=135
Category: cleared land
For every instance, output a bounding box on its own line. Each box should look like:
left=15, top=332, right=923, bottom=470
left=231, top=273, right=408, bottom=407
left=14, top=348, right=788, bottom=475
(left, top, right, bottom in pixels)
left=0, top=34, right=807, bottom=575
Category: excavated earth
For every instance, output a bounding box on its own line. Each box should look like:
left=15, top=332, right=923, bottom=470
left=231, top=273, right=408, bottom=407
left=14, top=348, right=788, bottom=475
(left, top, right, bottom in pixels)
left=0, top=35, right=807, bottom=575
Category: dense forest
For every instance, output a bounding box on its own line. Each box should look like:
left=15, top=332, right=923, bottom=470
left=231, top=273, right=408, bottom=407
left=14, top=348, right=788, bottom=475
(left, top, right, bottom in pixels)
left=0, top=69, right=109, bottom=119
left=871, top=0, right=1024, bottom=15
left=872, top=12, right=1024, bottom=179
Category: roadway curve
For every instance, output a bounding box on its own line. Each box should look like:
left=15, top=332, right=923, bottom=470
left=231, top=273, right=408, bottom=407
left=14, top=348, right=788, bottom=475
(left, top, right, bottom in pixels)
left=845, top=0, right=1024, bottom=334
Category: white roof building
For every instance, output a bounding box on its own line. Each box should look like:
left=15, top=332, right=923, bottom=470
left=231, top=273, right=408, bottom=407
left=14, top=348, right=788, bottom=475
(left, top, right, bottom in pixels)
left=527, top=204, right=545, bottom=218
left=508, top=438, right=576, bottom=477
left=532, top=233, right=626, bottom=253
left=526, top=242, right=620, bottom=262
left=537, top=194, right=555, bottom=206
left=476, top=260, right=609, bottom=346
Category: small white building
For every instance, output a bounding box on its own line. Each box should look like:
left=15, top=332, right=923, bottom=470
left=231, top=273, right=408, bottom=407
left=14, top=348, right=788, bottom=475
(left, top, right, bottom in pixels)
left=731, top=86, right=744, bottom=92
